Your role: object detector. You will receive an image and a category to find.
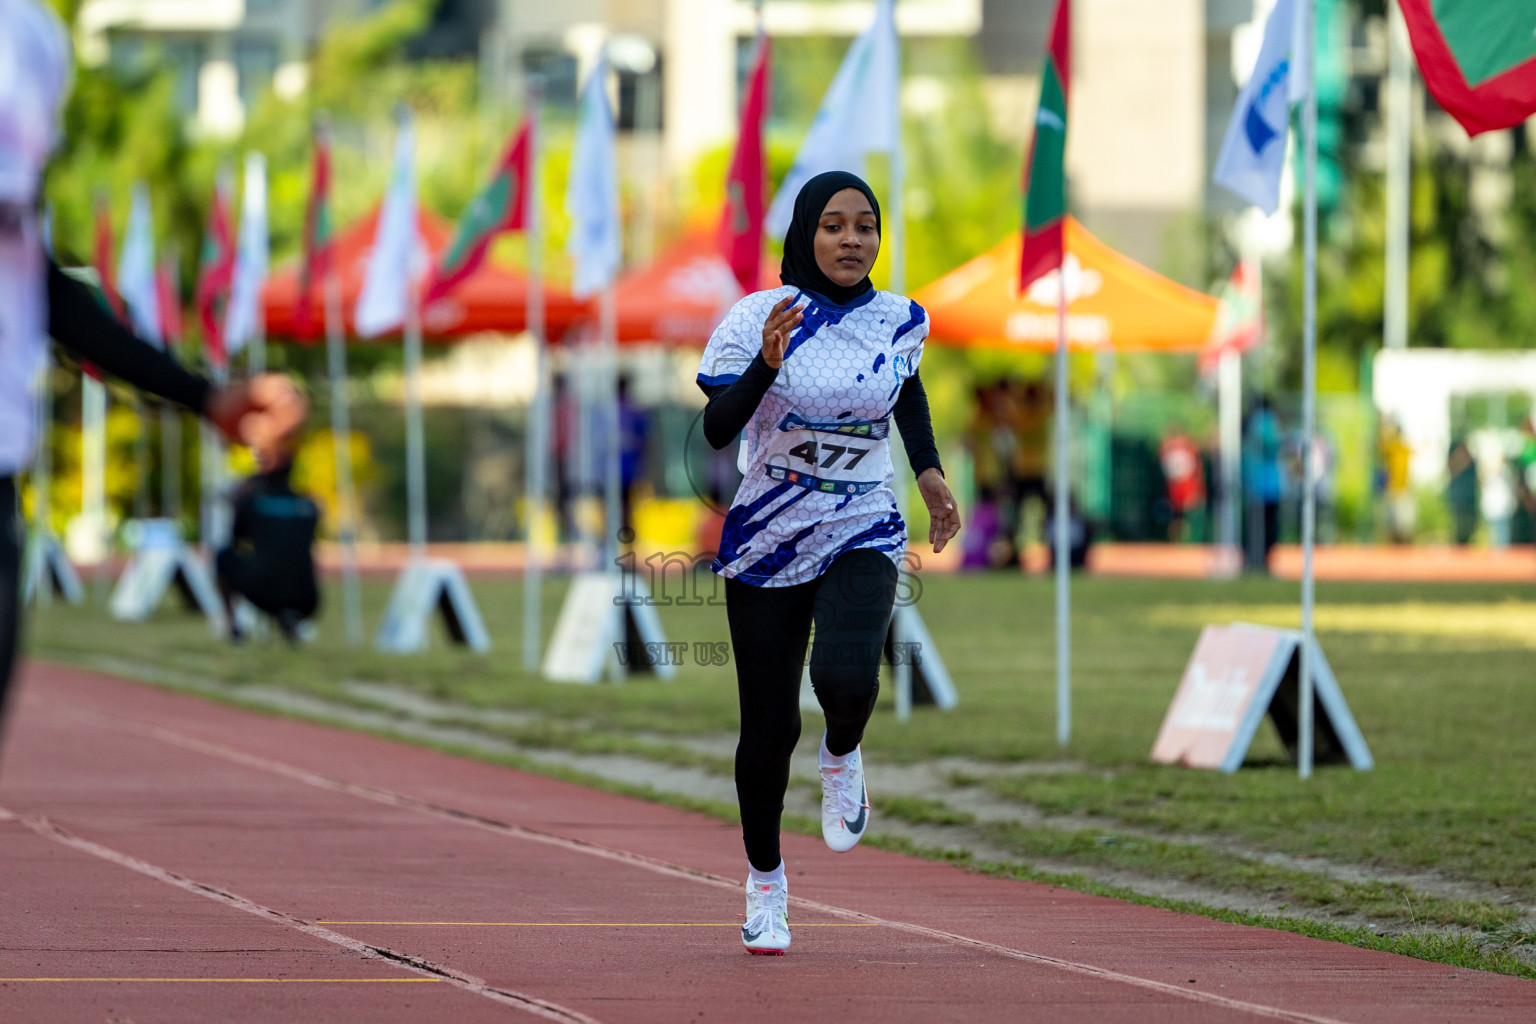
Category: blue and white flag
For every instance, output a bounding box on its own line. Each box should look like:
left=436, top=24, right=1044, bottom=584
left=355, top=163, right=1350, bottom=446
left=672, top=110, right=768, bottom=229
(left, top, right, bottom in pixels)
left=1213, top=0, right=1308, bottom=215
left=765, top=0, right=899, bottom=238
left=117, top=182, right=161, bottom=347
left=357, top=109, right=419, bottom=337
left=225, top=152, right=268, bottom=356
left=565, top=54, right=622, bottom=299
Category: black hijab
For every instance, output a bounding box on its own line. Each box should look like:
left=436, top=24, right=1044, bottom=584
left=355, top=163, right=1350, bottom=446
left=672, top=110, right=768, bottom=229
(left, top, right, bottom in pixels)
left=779, top=170, right=881, bottom=305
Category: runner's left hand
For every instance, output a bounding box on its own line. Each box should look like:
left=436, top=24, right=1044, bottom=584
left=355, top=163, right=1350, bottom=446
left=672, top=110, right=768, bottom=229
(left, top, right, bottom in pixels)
left=917, top=468, right=960, bottom=554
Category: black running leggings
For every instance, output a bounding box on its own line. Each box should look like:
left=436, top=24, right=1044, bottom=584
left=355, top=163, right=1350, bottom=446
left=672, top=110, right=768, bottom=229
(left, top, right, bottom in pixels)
left=726, top=548, right=899, bottom=871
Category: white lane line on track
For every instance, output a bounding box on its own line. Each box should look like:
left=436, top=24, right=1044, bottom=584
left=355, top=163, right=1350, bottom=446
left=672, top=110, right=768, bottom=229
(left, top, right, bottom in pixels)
left=84, top=711, right=1363, bottom=1024
left=0, top=807, right=600, bottom=1024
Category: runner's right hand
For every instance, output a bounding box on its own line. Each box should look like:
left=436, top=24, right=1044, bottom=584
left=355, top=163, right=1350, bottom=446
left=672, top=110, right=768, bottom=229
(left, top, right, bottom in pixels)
left=761, top=295, right=805, bottom=369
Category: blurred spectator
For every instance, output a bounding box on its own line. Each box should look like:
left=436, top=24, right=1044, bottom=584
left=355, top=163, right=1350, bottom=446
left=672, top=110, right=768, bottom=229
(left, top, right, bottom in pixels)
left=551, top=374, right=575, bottom=540
left=1005, top=379, right=1052, bottom=559
left=1445, top=431, right=1479, bottom=546
left=1515, top=418, right=1536, bottom=542
left=1158, top=423, right=1206, bottom=542
left=962, top=382, right=1014, bottom=569
left=617, top=376, right=648, bottom=539
left=1378, top=417, right=1414, bottom=544
left=1243, top=397, right=1283, bottom=569
left=216, top=436, right=320, bottom=646
left=1472, top=429, right=1516, bottom=549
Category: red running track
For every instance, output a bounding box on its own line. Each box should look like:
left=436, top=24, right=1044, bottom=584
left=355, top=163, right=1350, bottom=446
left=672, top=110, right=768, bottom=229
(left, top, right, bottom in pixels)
left=0, top=662, right=1531, bottom=1023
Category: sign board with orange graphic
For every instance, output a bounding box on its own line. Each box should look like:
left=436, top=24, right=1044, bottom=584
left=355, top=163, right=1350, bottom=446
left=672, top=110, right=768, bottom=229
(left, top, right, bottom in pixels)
left=912, top=217, right=1222, bottom=354
left=1151, top=624, right=1373, bottom=772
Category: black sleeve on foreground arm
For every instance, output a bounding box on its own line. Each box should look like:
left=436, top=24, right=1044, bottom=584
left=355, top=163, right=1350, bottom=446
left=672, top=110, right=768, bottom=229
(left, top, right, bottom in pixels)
left=47, top=260, right=212, bottom=414
left=892, top=371, right=943, bottom=479
left=698, top=353, right=780, bottom=450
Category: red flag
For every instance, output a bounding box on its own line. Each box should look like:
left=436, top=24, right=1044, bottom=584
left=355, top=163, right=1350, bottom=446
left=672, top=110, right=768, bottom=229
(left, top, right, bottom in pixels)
left=92, top=193, right=124, bottom=319
left=1019, top=0, right=1071, bottom=290
left=423, top=117, right=532, bottom=305
left=1200, top=258, right=1263, bottom=373
left=195, top=176, right=237, bottom=369
left=296, top=120, right=335, bottom=337
left=1400, top=1, right=1536, bottom=137
left=156, top=254, right=183, bottom=348
left=718, top=33, right=770, bottom=293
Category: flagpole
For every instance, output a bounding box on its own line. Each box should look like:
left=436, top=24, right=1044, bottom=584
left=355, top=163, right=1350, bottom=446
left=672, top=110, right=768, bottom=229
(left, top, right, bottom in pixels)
left=1054, top=259, right=1071, bottom=748
left=404, top=281, right=428, bottom=563
left=1299, top=0, right=1319, bottom=780
left=160, top=246, right=182, bottom=525
left=523, top=81, right=547, bottom=671
left=82, top=375, right=108, bottom=600
left=162, top=405, right=180, bottom=522
left=202, top=366, right=229, bottom=559
left=1218, top=345, right=1243, bottom=576
left=1384, top=0, right=1410, bottom=352
left=251, top=297, right=266, bottom=375
left=325, top=267, right=364, bottom=645
left=600, top=283, right=620, bottom=568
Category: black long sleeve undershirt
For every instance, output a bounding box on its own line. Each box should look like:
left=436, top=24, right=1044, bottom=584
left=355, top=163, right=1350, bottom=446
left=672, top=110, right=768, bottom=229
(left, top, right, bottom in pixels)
left=699, top=355, right=943, bottom=478
left=47, top=260, right=213, bottom=414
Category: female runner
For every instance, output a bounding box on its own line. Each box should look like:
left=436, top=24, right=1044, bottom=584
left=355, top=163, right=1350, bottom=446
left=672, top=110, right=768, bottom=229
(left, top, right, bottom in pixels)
left=697, top=170, right=961, bottom=954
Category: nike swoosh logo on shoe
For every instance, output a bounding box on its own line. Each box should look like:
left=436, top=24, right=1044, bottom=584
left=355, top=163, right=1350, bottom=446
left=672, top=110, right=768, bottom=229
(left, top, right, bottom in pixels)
left=742, top=925, right=763, bottom=942
left=844, top=788, right=868, bottom=834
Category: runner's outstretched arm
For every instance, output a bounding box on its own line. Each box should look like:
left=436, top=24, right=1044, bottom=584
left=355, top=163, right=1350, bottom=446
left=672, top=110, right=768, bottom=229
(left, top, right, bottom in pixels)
left=47, top=259, right=211, bottom=412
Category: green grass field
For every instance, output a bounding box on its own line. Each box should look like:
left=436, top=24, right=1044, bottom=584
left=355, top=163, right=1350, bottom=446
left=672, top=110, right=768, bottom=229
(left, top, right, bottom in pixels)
left=24, top=568, right=1536, bottom=975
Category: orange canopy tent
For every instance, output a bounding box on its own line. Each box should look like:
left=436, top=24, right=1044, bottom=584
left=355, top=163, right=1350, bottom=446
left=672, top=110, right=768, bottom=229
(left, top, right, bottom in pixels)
left=912, top=217, right=1221, bottom=353
left=262, top=206, right=588, bottom=342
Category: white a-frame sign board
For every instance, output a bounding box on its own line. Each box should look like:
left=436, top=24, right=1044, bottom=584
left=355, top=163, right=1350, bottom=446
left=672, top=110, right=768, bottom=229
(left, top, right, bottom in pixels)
left=375, top=558, right=492, bottom=654
left=23, top=529, right=83, bottom=606
left=109, top=519, right=224, bottom=628
left=1152, top=623, right=1373, bottom=772
left=542, top=570, right=676, bottom=684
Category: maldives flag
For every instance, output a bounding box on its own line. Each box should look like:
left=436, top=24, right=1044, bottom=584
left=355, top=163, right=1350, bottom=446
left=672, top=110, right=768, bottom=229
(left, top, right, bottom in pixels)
left=1400, top=1, right=1536, bottom=137
left=156, top=254, right=183, bottom=348
left=718, top=32, right=770, bottom=294
left=1019, top=0, right=1070, bottom=291
left=194, top=175, right=237, bottom=369
left=423, top=116, right=532, bottom=304
left=92, top=193, right=124, bottom=319
left=296, top=120, right=335, bottom=338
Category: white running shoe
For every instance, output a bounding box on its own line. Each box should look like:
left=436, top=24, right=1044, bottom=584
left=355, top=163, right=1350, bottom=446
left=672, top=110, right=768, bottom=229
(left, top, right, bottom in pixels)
left=820, top=746, right=871, bottom=853
left=741, top=875, right=791, bottom=955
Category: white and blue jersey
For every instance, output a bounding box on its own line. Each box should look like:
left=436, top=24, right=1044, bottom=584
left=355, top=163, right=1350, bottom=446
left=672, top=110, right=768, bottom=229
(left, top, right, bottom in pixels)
left=698, top=286, right=929, bottom=587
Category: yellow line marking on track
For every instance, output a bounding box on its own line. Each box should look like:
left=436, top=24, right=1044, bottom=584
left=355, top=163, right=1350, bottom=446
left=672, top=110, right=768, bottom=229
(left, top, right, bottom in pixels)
left=0, top=978, right=441, bottom=984
left=317, top=921, right=877, bottom=927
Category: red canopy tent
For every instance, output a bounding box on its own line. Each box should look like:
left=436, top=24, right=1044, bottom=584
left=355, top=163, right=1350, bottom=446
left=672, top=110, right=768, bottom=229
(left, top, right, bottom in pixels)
left=262, top=206, right=588, bottom=342
left=603, top=228, right=750, bottom=345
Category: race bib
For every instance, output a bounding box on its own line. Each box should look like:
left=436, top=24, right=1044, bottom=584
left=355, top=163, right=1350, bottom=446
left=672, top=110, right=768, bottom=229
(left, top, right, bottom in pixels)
left=761, top=412, right=891, bottom=496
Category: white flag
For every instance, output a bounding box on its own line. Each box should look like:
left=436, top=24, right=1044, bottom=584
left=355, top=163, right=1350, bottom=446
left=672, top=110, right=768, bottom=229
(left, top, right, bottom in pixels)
left=117, top=182, right=161, bottom=347
left=765, top=0, right=899, bottom=238
left=565, top=54, right=621, bottom=299
left=224, top=152, right=268, bottom=356
left=1213, top=0, right=1307, bottom=215
left=356, top=109, right=419, bottom=337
